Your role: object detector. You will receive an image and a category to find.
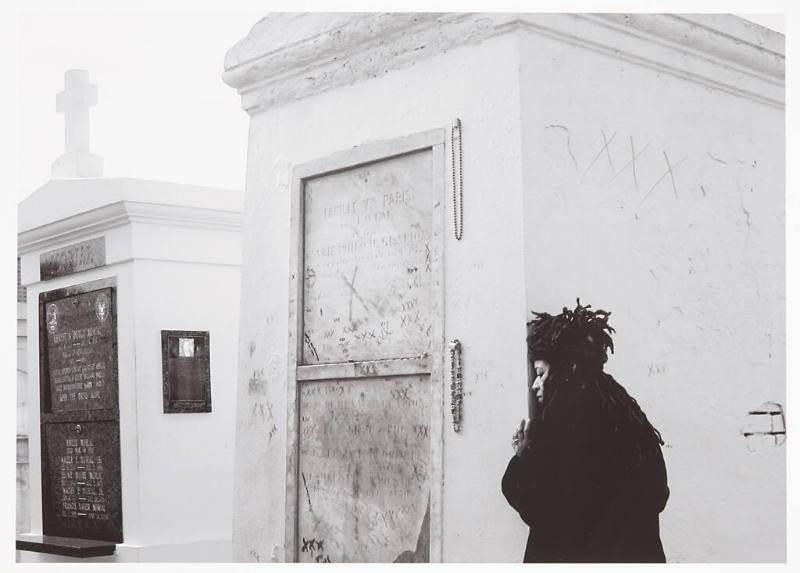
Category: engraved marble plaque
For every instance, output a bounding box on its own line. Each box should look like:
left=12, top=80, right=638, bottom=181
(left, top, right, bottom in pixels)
left=42, top=288, right=117, bottom=412
left=302, top=150, right=433, bottom=364
left=297, top=376, right=431, bottom=563
left=42, top=421, right=123, bottom=542
left=40, top=237, right=106, bottom=281
left=39, top=280, right=122, bottom=543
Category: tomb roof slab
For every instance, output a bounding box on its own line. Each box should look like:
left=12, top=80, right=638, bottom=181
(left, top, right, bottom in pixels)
left=223, top=13, right=784, bottom=113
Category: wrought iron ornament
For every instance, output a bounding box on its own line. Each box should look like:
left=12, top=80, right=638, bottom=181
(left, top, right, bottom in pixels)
left=451, top=118, right=464, bottom=240
left=449, top=339, right=463, bottom=432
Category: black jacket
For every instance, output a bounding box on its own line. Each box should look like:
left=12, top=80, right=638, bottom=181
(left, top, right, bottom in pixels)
left=502, top=376, right=669, bottom=562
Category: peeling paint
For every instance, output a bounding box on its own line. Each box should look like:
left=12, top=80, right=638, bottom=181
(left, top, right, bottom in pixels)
left=302, top=472, right=313, bottom=512
left=250, top=402, right=266, bottom=421
left=304, top=333, right=320, bottom=361
left=393, top=497, right=430, bottom=563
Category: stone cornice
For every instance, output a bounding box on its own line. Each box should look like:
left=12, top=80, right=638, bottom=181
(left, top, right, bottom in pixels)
left=17, top=200, right=242, bottom=254
left=526, top=13, right=784, bottom=108
left=223, top=12, right=784, bottom=114
left=595, top=14, right=784, bottom=75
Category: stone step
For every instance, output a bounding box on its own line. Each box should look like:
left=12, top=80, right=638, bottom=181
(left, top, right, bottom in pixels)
left=16, top=534, right=116, bottom=558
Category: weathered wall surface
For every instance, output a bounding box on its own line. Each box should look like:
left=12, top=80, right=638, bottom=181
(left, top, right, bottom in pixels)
left=227, top=13, right=784, bottom=564
left=519, top=21, right=785, bottom=562
left=230, top=31, right=530, bottom=563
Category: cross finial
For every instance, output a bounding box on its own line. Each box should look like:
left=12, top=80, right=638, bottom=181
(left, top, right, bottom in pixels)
left=51, top=69, right=103, bottom=178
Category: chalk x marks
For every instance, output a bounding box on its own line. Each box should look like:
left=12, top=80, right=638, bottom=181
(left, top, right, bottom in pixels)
left=639, top=152, right=686, bottom=206
left=583, top=131, right=617, bottom=177
left=609, top=139, right=650, bottom=187
left=300, top=537, right=331, bottom=563
left=602, top=131, right=615, bottom=169
left=663, top=151, right=679, bottom=198
left=341, top=266, right=371, bottom=321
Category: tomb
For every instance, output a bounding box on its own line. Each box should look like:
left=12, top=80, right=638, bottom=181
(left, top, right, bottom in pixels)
left=223, top=13, right=785, bottom=562
left=39, top=279, right=122, bottom=543
left=16, top=70, right=244, bottom=562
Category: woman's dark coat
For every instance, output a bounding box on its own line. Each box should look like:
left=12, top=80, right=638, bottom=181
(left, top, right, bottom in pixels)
left=502, top=374, right=670, bottom=563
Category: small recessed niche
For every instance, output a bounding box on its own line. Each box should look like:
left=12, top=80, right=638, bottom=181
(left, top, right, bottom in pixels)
left=161, top=330, right=211, bottom=413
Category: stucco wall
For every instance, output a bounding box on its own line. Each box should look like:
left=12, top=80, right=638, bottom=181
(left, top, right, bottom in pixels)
left=229, top=13, right=784, bottom=564
left=232, top=33, right=531, bottom=563
left=518, top=29, right=785, bottom=562
left=132, top=257, right=239, bottom=548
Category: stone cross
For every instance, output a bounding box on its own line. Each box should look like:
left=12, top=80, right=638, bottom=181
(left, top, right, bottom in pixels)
left=51, top=69, right=103, bottom=178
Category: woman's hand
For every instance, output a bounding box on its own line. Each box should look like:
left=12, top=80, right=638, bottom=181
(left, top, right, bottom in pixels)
left=512, top=418, right=534, bottom=457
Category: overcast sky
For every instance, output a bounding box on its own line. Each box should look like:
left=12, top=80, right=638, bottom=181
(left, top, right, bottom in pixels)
left=16, top=10, right=260, bottom=199
left=9, top=3, right=789, bottom=202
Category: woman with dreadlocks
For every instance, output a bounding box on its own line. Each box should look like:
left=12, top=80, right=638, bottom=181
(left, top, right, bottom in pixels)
left=502, top=300, right=669, bottom=562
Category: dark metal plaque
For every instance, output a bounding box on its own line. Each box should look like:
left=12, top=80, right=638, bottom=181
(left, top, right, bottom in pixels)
left=40, top=237, right=106, bottom=281
left=41, top=287, right=118, bottom=412
left=42, top=421, right=122, bottom=542
left=161, top=330, right=211, bottom=413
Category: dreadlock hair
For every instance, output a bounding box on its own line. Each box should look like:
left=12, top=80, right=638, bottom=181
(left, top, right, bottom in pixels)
left=527, top=299, right=664, bottom=465
left=527, top=298, right=615, bottom=371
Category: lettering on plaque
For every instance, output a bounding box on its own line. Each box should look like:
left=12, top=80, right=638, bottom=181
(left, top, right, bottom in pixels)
left=297, top=376, right=431, bottom=563
left=42, top=421, right=122, bottom=542
left=40, top=237, right=106, bottom=280
left=39, top=280, right=122, bottom=543
left=41, top=287, right=118, bottom=412
left=302, top=150, right=433, bottom=364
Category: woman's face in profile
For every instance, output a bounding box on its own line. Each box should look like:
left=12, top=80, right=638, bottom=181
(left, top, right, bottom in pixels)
left=531, top=359, right=551, bottom=404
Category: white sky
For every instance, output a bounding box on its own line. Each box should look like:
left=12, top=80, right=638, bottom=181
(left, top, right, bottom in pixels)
left=8, top=3, right=790, bottom=202
left=15, top=10, right=260, bottom=198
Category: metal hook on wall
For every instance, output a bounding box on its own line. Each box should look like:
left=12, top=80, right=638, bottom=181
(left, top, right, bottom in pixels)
left=449, top=339, right=463, bottom=432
